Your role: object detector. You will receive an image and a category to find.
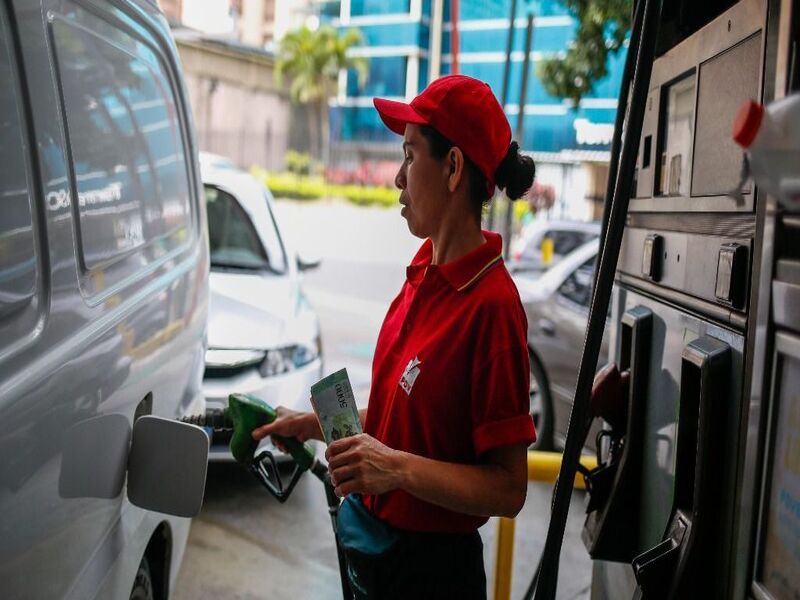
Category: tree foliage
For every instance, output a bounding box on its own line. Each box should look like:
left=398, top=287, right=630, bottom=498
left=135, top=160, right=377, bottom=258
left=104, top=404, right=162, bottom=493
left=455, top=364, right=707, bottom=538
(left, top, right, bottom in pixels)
left=537, top=0, right=631, bottom=105
left=275, top=25, right=368, bottom=160
left=276, top=25, right=367, bottom=104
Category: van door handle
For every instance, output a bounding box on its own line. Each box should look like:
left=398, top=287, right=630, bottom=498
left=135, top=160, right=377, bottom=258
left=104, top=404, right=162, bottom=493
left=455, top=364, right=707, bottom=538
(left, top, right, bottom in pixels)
left=537, top=318, right=556, bottom=336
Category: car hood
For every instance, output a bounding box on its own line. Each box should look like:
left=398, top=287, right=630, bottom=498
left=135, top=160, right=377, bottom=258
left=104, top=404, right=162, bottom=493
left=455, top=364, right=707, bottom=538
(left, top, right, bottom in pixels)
left=512, top=273, right=553, bottom=304
left=208, top=271, right=297, bottom=349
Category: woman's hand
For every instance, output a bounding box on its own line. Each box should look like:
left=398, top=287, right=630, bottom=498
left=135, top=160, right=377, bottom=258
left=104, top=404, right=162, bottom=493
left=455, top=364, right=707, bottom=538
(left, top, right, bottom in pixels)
left=326, top=434, right=405, bottom=497
left=251, top=405, right=323, bottom=450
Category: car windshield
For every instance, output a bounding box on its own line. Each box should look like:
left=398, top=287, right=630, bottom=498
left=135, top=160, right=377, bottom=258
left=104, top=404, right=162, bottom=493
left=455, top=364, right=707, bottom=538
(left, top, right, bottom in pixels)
left=205, top=185, right=270, bottom=271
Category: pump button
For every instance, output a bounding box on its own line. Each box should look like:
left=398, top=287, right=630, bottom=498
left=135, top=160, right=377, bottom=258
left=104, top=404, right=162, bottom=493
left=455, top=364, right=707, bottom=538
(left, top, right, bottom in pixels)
left=715, top=243, right=748, bottom=308
left=642, top=234, right=663, bottom=282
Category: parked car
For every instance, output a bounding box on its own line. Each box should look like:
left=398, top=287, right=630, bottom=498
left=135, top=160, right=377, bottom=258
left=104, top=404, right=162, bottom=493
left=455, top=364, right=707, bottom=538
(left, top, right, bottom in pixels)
left=0, top=1, right=209, bottom=598
left=514, top=239, right=609, bottom=450
left=509, top=219, right=600, bottom=276
left=199, top=154, right=324, bottom=460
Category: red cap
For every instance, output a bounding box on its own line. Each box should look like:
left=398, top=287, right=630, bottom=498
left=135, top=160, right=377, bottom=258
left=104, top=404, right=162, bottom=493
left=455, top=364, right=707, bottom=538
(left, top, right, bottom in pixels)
left=373, top=75, right=512, bottom=195
left=733, top=100, right=764, bottom=148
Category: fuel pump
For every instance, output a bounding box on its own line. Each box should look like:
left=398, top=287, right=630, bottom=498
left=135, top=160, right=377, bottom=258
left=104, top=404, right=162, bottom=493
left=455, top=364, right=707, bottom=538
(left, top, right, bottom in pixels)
left=533, top=0, right=800, bottom=598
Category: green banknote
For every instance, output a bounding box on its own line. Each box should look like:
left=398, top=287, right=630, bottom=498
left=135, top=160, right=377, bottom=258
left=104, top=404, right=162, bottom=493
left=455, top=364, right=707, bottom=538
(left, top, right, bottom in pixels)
left=310, top=368, right=362, bottom=444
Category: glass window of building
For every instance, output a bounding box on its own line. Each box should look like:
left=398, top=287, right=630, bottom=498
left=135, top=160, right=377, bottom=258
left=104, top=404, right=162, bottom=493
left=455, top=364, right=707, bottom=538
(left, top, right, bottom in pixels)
left=351, top=0, right=411, bottom=17
left=348, top=56, right=407, bottom=97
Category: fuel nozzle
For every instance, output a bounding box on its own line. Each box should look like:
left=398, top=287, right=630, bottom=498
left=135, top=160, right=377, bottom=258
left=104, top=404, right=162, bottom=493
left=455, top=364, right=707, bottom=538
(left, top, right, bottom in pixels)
left=183, top=394, right=314, bottom=468
left=226, top=393, right=315, bottom=470
left=591, top=363, right=630, bottom=433
left=181, top=394, right=317, bottom=503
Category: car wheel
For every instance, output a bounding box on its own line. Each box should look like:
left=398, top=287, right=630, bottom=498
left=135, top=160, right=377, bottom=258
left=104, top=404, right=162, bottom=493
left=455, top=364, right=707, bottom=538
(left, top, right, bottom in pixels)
left=130, top=556, right=154, bottom=600
left=529, top=353, right=554, bottom=450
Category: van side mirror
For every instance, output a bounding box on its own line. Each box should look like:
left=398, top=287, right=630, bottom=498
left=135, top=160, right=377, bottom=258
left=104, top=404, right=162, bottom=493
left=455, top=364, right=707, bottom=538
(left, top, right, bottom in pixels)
left=297, top=251, right=321, bottom=272
left=127, top=416, right=208, bottom=517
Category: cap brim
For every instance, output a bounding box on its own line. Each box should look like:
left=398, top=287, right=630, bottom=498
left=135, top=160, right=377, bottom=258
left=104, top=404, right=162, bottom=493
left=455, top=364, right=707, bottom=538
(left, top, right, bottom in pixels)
left=373, top=97, right=428, bottom=135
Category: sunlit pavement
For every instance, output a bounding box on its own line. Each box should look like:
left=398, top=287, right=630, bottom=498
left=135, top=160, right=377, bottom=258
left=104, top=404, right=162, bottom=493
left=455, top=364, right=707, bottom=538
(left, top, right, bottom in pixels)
left=174, top=199, right=591, bottom=599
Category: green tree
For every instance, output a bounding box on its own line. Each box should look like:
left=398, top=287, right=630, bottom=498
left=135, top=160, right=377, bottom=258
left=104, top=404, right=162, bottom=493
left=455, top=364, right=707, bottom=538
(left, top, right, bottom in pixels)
left=276, top=25, right=368, bottom=163
left=537, top=0, right=631, bottom=105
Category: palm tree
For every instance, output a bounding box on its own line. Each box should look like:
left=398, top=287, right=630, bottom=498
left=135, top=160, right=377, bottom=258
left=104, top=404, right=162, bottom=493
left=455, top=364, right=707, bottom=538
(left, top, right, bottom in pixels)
left=276, top=25, right=368, bottom=164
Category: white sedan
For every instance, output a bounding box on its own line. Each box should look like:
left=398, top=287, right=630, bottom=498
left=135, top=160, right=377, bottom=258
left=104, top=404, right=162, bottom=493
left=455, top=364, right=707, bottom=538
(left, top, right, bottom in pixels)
left=200, top=154, right=323, bottom=460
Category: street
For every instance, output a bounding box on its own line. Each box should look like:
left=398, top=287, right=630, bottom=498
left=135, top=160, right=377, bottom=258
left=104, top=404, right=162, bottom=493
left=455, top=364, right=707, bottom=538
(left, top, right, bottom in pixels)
left=174, top=199, right=592, bottom=600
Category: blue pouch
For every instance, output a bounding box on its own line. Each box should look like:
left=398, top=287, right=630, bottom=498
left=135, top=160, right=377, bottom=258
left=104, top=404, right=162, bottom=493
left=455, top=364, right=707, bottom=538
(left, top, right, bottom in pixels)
left=336, top=495, right=400, bottom=555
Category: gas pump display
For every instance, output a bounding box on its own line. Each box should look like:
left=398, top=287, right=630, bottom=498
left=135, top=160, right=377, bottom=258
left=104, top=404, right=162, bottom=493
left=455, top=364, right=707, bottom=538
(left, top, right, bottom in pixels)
left=656, top=73, right=695, bottom=197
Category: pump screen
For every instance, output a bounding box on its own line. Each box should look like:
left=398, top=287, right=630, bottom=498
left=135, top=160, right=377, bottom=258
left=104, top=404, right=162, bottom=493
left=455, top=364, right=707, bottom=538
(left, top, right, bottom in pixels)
left=656, top=73, right=696, bottom=197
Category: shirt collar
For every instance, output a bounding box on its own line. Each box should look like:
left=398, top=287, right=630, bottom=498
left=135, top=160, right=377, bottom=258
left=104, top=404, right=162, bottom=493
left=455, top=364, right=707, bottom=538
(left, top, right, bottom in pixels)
left=406, top=231, right=504, bottom=292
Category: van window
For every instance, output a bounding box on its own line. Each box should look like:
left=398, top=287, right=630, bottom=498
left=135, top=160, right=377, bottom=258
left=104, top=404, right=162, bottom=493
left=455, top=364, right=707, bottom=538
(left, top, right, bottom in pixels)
left=51, top=15, right=192, bottom=270
left=0, top=7, right=37, bottom=322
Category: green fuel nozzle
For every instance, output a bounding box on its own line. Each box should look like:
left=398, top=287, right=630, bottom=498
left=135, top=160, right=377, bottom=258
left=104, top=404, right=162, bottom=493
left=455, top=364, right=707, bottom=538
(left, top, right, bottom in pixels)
left=182, top=393, right=319, bottom=503
left=225, top=393, right=315, bottom=471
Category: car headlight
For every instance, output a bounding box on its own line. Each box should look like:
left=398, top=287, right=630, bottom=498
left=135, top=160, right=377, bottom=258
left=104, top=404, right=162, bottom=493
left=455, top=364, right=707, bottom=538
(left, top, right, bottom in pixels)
left=258, top=337, right=321, bottom=377
left=205, top=348, right=266, bottom=369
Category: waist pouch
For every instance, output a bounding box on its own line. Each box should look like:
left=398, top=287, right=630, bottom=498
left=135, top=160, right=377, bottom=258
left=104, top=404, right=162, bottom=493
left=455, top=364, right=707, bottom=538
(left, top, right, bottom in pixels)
left=336, top=494, right=400, bottom=556
left=336, top=496, right=486, bottom=600
left=337, top=495, right=402, bottom=598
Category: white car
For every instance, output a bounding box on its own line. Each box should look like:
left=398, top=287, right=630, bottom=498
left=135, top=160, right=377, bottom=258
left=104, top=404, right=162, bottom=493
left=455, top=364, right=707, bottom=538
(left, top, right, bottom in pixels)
left=200, top=154, right=323, bottom=460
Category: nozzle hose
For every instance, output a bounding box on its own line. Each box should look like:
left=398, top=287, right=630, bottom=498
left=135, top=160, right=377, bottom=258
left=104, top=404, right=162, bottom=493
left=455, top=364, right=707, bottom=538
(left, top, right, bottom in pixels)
left=180, top=409, right=233, bottom=444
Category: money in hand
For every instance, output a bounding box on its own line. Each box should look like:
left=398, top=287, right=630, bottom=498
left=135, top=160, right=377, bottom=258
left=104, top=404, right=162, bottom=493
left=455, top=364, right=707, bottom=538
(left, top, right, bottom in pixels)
left=310, top=368, right=362, bottom=445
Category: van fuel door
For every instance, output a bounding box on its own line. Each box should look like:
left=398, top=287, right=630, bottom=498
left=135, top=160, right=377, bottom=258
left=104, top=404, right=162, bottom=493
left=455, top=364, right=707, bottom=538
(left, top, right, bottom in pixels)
left=127, top=416, right=209, bottom=518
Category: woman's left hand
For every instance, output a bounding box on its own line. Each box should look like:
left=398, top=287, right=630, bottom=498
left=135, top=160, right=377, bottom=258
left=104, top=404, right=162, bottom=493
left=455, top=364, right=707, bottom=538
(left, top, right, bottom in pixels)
left=326, top=434, right=405, bottom=497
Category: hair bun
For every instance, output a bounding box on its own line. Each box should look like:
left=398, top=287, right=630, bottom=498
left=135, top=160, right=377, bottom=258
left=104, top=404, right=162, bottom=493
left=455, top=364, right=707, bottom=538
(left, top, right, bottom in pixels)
left=495, top=141, right=535, bottom=200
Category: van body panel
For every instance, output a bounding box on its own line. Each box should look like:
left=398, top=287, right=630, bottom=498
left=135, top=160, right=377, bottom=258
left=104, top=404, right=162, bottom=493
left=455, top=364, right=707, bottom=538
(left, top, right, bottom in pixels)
left=0, top=0, right=208, bottom=597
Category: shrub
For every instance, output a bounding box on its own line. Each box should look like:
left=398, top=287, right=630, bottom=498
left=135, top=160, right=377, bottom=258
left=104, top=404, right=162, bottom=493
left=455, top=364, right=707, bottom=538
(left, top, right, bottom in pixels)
left=284, top=150, right=313, bottom=176
left=251, top=167, right=398, bottom=208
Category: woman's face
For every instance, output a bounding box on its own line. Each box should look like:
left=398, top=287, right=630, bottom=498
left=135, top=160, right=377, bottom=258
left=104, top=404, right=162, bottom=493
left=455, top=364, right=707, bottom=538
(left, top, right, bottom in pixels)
left=395, top=124, right=450, bottom=239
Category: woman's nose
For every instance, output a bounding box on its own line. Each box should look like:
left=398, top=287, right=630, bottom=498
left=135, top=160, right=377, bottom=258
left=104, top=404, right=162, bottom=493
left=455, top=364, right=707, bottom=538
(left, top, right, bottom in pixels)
left=395, top=165, right=406, bottom=190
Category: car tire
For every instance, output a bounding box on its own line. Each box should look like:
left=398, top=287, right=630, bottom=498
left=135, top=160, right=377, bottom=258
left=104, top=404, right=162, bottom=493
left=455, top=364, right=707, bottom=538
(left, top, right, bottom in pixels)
left=130, top=555, right=154, bottom=600
left=529, top=352, right=554, bottom=450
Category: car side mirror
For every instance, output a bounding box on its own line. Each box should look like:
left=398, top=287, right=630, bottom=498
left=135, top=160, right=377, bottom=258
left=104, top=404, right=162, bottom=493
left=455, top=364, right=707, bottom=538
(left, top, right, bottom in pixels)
left=297, top=251, right=321, bottom=272
left=127, top=416, right=209, bottom=517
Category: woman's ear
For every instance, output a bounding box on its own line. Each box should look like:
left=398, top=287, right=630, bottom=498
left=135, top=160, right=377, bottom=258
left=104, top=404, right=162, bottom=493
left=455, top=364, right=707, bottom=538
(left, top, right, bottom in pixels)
left=447, top=147, right=465, bottom=193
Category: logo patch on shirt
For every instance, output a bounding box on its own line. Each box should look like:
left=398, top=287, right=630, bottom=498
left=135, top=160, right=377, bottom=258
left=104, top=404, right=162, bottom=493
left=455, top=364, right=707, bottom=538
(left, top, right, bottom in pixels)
left=399, top=356, right=422, bottom=395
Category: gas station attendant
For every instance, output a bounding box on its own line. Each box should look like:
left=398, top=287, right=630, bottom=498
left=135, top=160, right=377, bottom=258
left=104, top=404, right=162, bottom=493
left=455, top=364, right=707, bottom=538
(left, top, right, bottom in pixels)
left=253, top=74, right=537, bottom=599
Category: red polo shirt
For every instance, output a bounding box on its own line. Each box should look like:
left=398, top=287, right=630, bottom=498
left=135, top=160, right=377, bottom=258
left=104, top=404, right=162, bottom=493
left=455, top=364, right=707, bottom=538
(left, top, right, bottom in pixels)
left=362, top=230, right=536, bottom=533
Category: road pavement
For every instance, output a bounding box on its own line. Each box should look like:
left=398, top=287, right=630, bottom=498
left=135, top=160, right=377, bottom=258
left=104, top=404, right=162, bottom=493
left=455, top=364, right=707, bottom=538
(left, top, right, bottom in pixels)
left=174, top=199, right=591, bottom=600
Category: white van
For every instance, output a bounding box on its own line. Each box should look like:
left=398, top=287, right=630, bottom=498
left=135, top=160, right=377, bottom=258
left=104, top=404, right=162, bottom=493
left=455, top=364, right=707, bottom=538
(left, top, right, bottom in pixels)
left=0, top=1, right=209, bottom=598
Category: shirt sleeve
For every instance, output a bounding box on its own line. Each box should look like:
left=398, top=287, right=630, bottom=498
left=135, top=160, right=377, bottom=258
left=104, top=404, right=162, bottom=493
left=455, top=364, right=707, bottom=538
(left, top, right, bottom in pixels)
left=471, top=298, right=536, bottom=456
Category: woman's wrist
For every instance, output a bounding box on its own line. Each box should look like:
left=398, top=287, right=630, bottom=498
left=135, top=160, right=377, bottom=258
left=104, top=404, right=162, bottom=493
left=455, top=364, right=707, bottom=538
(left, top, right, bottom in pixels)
left=304, top=412, right=323, bottom=441
left=391, top=449, right=414, bottom=491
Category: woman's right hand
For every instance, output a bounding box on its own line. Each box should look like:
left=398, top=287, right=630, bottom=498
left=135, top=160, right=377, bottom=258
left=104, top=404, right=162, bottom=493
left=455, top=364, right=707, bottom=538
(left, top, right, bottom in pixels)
left=251, top=405, right=322, bottom=447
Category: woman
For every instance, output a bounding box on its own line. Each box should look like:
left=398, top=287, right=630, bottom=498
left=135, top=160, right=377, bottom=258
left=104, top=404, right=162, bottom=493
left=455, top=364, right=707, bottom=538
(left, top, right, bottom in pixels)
left=253, top=74, right=536, bottom=599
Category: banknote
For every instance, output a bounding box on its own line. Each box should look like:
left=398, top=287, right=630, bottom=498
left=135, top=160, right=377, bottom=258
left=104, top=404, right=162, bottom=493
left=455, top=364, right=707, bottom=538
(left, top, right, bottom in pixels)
left=310, top=368, right=362, bottom=445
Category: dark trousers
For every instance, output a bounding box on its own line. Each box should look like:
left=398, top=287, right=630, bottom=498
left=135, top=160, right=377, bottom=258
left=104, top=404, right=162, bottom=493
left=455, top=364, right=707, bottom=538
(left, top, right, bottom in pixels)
left=344, top=529, right=487, bottom=600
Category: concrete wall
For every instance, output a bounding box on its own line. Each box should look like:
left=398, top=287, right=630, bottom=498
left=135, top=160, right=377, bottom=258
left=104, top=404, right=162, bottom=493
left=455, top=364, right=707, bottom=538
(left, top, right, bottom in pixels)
left=175, top=37, right=298, bottom=171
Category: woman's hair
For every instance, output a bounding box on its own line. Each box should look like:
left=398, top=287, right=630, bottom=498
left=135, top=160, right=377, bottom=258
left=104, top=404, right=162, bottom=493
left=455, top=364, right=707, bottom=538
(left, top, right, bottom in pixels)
left=419, top=125, right=535, bottom=221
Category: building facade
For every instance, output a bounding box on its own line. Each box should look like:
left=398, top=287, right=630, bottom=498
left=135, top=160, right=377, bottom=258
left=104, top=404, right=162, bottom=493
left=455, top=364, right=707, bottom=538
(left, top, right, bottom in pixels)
left=332, top=0, right=626, bottom=220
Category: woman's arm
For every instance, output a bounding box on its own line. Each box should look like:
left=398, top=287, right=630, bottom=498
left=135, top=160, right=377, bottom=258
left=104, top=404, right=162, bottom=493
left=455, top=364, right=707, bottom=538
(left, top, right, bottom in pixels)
left=326, top=434, right=528, bottom=518
left=251, top=407, right=369, bottom=443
